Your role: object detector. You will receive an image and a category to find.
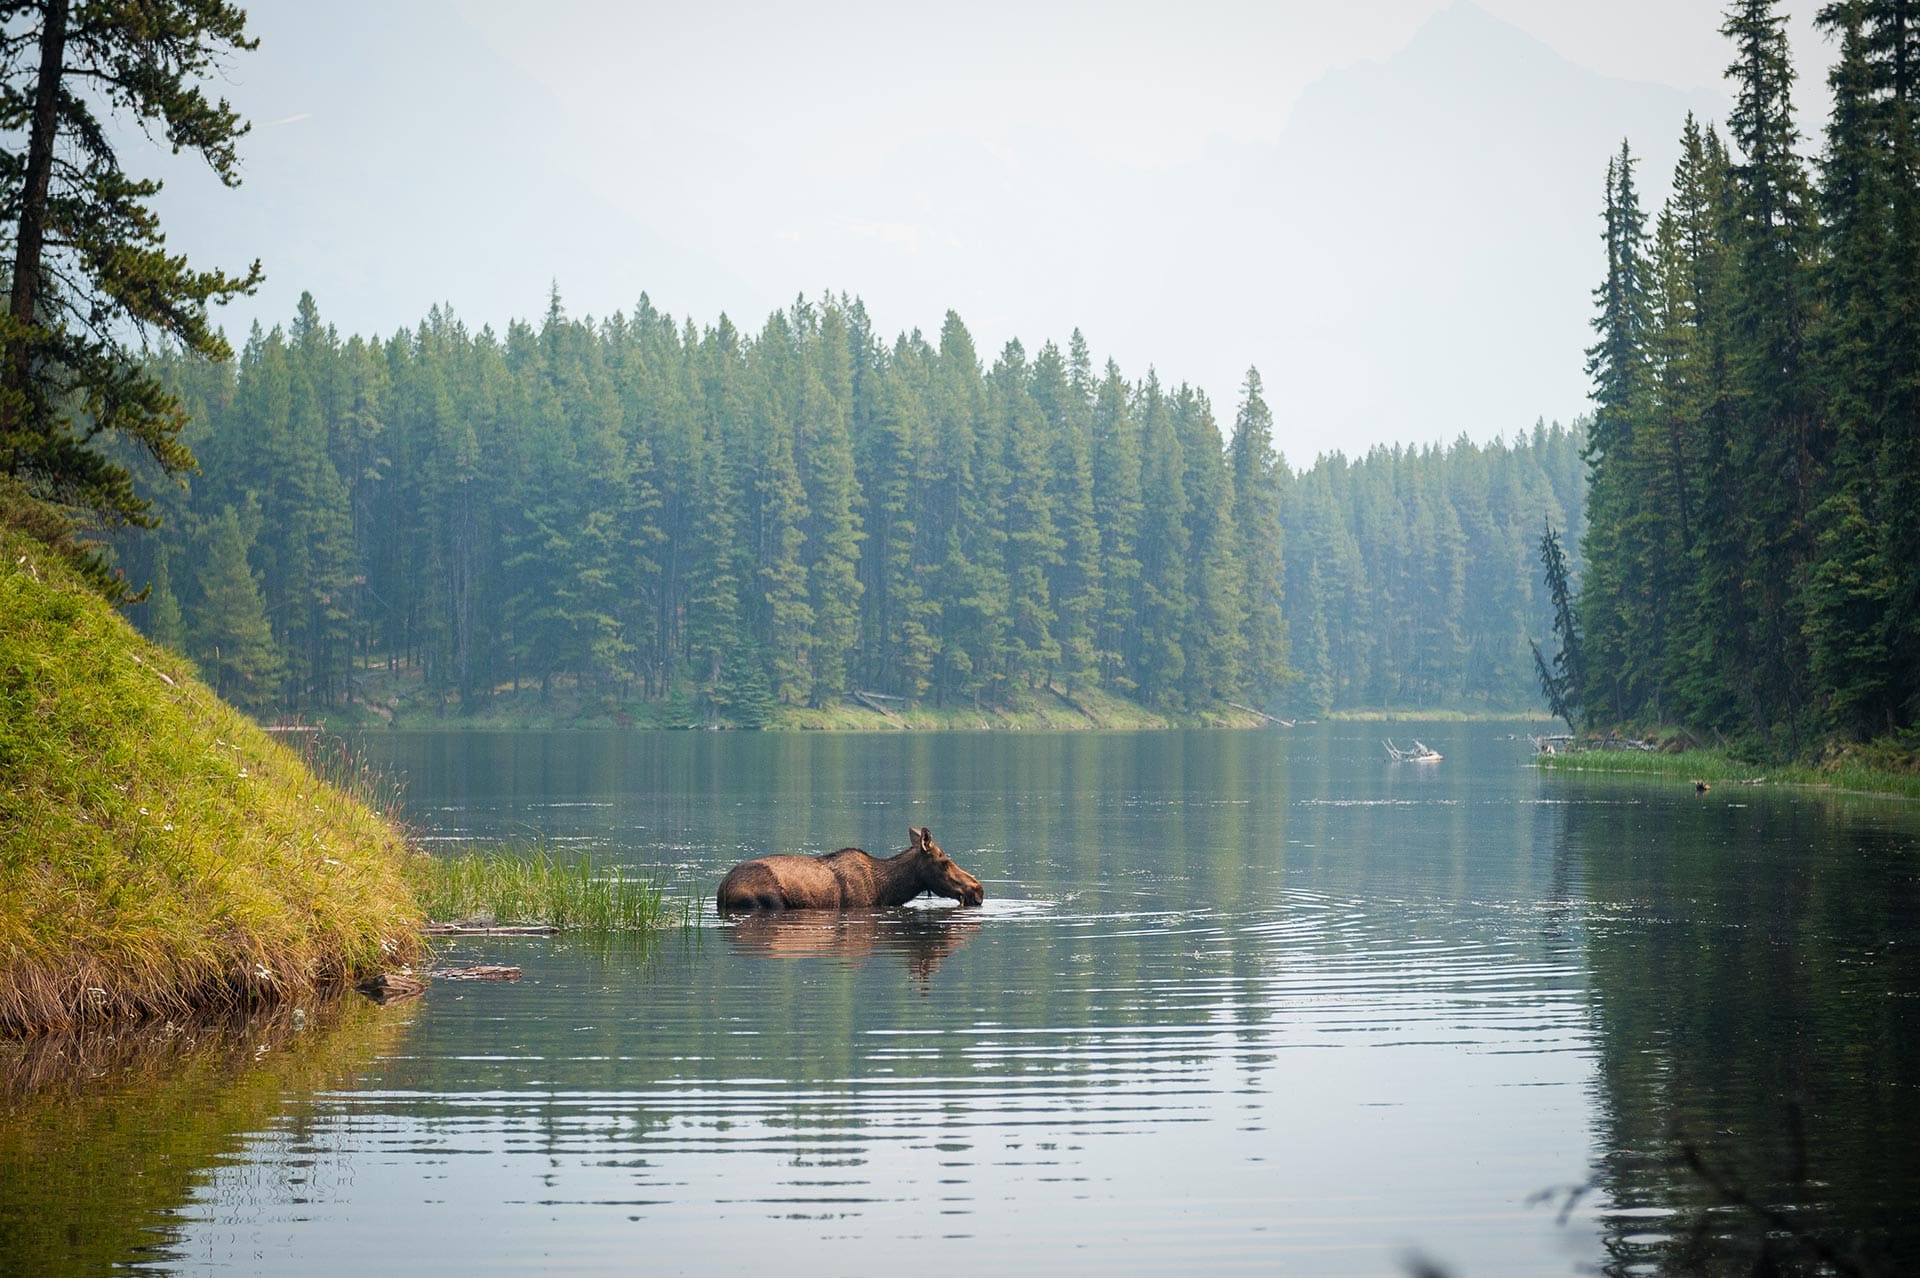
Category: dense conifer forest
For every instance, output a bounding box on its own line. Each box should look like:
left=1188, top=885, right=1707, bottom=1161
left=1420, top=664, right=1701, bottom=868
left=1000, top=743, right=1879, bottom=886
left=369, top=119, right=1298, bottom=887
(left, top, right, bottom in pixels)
left=1283, top=426, right=1585, bottom=716
left=112, top=291, right=1585, bottom=725
left=1574, top=0, right=1920, bottom=749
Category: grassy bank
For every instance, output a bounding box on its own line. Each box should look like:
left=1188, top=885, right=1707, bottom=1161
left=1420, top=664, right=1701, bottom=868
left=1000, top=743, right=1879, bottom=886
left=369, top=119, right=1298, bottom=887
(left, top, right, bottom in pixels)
left=302, top=661, right=1270, bottom=732
left=1536, top=742, right=1920, bottom=800
left=0, top=521, right=426, bottom=1035
left=407, top=846, right=684, bottom=930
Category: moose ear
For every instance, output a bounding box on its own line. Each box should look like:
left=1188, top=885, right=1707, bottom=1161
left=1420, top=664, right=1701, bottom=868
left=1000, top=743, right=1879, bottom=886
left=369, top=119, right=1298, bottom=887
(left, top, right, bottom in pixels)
left=907, top=827, right=923, bottom=848
left=918, top=826, right=933, bottom=844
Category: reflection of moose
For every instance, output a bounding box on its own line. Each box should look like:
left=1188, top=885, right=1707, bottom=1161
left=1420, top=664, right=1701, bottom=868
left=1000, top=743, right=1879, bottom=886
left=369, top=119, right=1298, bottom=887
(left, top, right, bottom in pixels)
left=716, top=827, right=984, bottom=911
left=725, top=908, right=983, bottom=986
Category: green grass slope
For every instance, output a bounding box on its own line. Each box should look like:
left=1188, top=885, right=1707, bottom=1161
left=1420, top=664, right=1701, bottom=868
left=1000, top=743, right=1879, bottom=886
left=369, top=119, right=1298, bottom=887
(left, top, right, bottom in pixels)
left=0, top=523, right=425, bottom=1034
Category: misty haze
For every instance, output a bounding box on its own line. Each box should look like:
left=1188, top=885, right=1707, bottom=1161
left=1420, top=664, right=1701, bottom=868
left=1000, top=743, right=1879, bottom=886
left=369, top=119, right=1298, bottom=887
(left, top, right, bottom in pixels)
left=2, top=3, right=1916, bottom=1277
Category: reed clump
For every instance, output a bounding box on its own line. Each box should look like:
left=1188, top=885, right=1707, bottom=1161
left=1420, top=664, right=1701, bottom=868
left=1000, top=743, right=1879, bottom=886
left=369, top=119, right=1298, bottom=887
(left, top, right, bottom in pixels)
left=0, top=521, right=426, bottom=1035
left=408, top=845, right=680, bottom=931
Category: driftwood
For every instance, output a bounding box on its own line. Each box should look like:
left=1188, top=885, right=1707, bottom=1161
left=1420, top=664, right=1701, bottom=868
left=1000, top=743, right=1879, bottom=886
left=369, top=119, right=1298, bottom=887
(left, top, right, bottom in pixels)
left=1531, top=733, right=1657, bottom=754
left=851, top=690, right=910, bottom=725
left=1227, top=701, right=1293, bottom=727
left=430, top=965, right=521, bottom=982
left=355, top=971, right=426, bottom=1004
left=1384, top=738, right=1442, bottom=762
left=1047, top=685, right=1101, bottom=724
left=423, top=922, right=559, bottom=936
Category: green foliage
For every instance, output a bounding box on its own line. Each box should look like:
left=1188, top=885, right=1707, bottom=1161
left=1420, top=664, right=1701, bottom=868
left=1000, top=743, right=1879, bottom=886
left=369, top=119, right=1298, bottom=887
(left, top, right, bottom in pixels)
left=125, top=291, right=1312, bottom=722
left=1229, top=368, right=1291, bottom=706
left=1279, top=423, right=1587, bottom=716
left=1533, top=521, right=1584, bottom=731
left=1576, top=0, right=1920, bottom=746
left=187, top=503, right=281, bottom=710
left=0, top=0, right=263, bottom=586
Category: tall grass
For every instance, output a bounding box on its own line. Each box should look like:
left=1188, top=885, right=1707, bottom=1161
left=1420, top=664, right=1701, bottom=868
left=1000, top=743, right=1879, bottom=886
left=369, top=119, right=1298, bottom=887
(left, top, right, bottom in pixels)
left=408, top=845, right=684, bottom=931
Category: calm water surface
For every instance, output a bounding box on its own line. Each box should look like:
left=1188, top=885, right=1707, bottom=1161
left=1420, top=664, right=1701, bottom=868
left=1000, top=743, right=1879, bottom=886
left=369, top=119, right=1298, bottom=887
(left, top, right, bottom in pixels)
left=4, top=723, right=1916, bottom=1276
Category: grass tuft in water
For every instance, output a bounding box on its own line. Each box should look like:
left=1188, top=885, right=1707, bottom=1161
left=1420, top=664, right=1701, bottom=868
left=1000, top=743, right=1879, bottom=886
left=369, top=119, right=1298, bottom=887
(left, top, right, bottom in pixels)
left=407, top=845, right=684, bottom=931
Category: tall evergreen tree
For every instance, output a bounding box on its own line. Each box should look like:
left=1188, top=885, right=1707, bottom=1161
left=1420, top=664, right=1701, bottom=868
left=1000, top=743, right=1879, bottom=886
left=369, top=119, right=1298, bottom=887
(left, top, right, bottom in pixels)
left=1229, top=369, right=1291, bottom=707
left=190, top=503, right=281, bottom=710
left=0, top=0, right=262, bottom=590
left=1806, top=2, right=1900, bottom=735
left=1091, top=359, right=1144, bottom=693
left=1580, top=141, right=1656, bottom=723
left=1723, top=0, right=1820, bottom=738
left=1132, top=373, right=1190, bottom=706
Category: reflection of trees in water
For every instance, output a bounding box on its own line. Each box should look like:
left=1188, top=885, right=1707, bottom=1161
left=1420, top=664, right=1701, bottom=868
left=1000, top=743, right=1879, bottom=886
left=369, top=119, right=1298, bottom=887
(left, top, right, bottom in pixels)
left=726, top=908, right=983, bottom=989
left=1568, top=783, right=1920, bottom=1274
left=0, top=996, right=416, bottom=1274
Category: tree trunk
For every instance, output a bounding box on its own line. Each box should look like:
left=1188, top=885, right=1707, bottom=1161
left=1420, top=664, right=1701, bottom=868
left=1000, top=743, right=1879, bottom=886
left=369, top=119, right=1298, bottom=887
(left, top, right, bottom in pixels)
left=3, top=0, right=70, bottom=454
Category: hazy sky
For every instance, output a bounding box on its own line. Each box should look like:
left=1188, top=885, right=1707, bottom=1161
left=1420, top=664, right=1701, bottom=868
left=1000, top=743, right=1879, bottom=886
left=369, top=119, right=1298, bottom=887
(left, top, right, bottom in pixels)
left=156, top=1, right=1837, bottom=462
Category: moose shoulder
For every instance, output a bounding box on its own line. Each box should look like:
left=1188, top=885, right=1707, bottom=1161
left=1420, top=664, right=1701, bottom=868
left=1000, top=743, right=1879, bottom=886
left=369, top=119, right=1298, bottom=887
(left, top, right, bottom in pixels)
left=716, top=827, right=984, bottom=912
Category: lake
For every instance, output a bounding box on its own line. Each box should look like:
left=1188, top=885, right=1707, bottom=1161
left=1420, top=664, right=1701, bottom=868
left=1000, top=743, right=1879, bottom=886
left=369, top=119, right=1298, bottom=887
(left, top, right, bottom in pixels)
left=4, top=723, right=1916, bottom=1275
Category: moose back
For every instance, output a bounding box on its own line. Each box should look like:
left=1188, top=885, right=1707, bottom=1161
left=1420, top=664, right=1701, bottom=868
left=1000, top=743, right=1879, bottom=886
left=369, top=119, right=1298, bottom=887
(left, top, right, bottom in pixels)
left=716, top=827, right=984, bottom=911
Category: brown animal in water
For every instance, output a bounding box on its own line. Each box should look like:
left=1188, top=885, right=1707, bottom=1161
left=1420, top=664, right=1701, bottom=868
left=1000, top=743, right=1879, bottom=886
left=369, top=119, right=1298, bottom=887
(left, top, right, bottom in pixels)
left=716, top=827, right=984, bottom=911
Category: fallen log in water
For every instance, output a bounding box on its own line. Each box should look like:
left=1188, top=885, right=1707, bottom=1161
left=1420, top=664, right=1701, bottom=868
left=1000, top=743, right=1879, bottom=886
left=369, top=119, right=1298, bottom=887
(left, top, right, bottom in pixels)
left=430, top=965, right=521, bottom=982
left=423, top=923, right=560, bottom=936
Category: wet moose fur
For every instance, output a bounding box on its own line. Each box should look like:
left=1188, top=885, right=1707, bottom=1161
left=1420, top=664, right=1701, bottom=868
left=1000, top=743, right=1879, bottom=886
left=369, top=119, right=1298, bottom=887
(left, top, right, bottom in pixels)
left=716, top=827, right=984, bottom=911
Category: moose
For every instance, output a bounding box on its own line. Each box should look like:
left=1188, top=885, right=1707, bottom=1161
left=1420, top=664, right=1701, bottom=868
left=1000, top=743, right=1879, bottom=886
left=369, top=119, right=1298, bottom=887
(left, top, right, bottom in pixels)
left=716, top=827, right=985, bottom=912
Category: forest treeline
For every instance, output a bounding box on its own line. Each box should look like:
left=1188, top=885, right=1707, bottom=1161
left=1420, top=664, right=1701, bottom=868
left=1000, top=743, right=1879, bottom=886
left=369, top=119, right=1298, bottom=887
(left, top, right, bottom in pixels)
left=1574, top=0, right=1920, bottom=747
left=114, top=291, right=1586, bottom=724
left=1284, top=425, right=1585, bottom=715
left=123, top=294, right=1296, bottom=721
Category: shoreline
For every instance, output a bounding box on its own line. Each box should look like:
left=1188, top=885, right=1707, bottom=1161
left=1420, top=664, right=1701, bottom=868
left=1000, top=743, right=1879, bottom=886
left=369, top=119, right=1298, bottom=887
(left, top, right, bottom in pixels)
left=1535, top=744, right=1920, bottom=802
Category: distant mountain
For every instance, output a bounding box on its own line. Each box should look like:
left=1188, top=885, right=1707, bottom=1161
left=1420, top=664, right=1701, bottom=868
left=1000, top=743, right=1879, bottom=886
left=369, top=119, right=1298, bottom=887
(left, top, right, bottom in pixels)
left=1203, top=0, right=1722, bottom=458
left=154, top=1, right=1724, bottom=463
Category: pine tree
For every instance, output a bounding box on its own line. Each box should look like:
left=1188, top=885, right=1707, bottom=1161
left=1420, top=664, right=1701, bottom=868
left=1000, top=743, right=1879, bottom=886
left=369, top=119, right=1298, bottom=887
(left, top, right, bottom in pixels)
left=1532, top=521, right=1584, bottom=732
left=1172, top=386, right=1244, bottom=706
left=190, top=504, right=282, bottom=710
left=747, top=311, right=815, bottom=705
left=0, top=0, right=262, bottom=591
left=1722, top=0, right=1820, bottom=738
left=1229, top=368, right=1291, bottom=705
left=1579, top=142, right=1656, bottom=723
left=1806, top=3, right=1900, bottom=734
left=992, top=339, right=1062, bottom=690
left=797, top=300, right=864, bottom=704
left=1091, top=360, right=1143, bottom=693
left=142, top=547, right=187, bottom=653
left=1030, top=335, right=1102, bottom=690
left=1132, top=373, right=1190, bottom=707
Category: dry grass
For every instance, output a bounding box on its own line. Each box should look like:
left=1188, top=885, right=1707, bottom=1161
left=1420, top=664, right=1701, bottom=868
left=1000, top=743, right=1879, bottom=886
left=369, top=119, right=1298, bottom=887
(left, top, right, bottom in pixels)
left=0, top=523, right=425, bottom=1035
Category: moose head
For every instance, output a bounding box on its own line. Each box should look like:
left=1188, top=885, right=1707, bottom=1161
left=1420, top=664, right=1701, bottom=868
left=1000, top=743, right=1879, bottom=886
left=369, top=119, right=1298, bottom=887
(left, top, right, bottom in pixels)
left=910, top=826, right=983, bottom=907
